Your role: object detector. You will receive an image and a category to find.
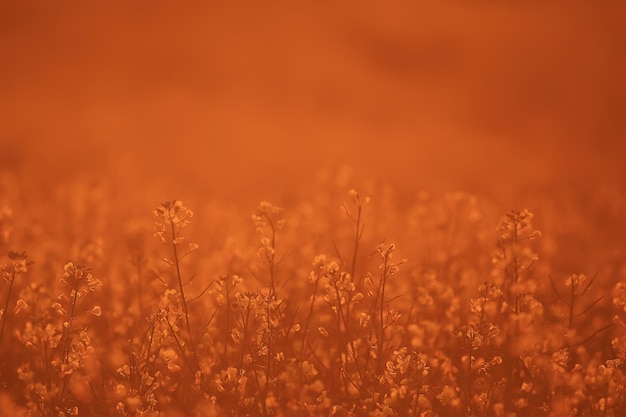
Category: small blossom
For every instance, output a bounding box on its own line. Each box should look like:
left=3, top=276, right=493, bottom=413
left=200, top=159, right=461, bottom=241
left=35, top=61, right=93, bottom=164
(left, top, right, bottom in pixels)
left=13, top=299, right=28, bottom=314
left=231, top=328, right=241, bottom=344
left=154, top=201, right=193, bottom=244
left=565, top=273, right=587, bottom=288
left=87, top=305, right=102, bottom=317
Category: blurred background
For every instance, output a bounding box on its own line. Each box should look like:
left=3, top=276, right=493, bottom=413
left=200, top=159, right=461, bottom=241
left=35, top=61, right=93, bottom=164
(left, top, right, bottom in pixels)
left=1, top=1, right=625, bottom=206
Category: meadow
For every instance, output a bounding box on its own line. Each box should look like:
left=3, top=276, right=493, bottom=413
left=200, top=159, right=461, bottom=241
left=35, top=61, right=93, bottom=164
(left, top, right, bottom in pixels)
left=0, top=168, right=624, bottom=417
left=2, top=1, right=625, bottom=415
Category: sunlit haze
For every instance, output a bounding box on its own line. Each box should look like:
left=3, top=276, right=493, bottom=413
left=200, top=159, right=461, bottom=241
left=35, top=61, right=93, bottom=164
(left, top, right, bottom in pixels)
left=2, top=1, right=624, bottom=204
left=1, top=2, right=626, bottom=416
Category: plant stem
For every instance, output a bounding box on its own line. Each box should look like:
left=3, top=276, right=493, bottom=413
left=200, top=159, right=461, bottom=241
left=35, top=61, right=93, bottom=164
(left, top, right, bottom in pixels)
left=169, top=219, right=194, bottom=351
left=0, top=270, right=16, bottom=348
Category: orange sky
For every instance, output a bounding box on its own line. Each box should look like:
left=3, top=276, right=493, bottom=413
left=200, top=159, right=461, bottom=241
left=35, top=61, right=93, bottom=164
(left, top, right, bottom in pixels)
left=1, top=1, right=625, bottom=205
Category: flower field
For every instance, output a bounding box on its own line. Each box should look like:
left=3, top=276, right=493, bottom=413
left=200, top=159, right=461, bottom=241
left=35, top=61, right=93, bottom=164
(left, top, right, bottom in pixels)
left=2, top=3, right=625, bottom=415
left=0, top=170, right=624, bottom=417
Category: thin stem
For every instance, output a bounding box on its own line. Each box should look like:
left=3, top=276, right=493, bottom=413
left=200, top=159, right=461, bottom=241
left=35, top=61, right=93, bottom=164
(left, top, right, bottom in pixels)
left=223, top=277, right=231, bottom=359
left=378, top=261, right=388, bottom=368
left=164, top=315, right=199, bottom=374
left=346, top=203, right=364, bottom=333
left=300, top=276, right=320, bottom=355
left=60, top=281, right=81, bottom=400
left=512, top=220, right=520, bottom=315
left=0, top=270, right=16, bottom=348
left=569, top=281, right=576, bottom=330
left=263, top=302, right=273, bottom=416
left=349, top=204, right=362, bottom=285
left=169, top=219, right=194, bottom=351
left=268, top=219, right=277, bottom=297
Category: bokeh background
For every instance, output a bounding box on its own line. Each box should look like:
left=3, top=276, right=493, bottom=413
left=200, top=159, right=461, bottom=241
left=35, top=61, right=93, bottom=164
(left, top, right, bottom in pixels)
left=1, top=1, right=625, bottom=206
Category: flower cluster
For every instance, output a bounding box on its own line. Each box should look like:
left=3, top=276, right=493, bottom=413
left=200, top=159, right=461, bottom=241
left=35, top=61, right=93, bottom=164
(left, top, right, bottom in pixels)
left=153, top=200, right=194, bottom=245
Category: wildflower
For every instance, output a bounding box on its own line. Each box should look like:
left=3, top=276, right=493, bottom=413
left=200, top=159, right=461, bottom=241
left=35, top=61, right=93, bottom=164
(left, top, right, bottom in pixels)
left=231, top=274, right=243, bottom=287
left=376, top=243, right=407, bottom=276
left=437, top=385, right=460, bottom=407
left=1, top=251, right=32, bottom=281
left=342, top=189, right=371, bottom=219
left=231, top=328, right=241, bottom=344
left=496, top=209, right=540, bottom=243
left=13, top=299, right=28, bottom=314
left=153, top=200, right=193, bottom=244
left=252, top=201, right=284, bottom=233
left=233, top=291, right=261, bottom=311
left=301, top=361, right=318, bottom=379
left=0, top=251, right=32, bottom=347
left=551, top=348, right=570, bottom=374
left=360, top=312, right=371, bottom=327
left=86, top=305, right=102, bottom=316
left=61, top=262, right=102, bottom=293
left=226, top=366, right=238, bottom=381
left=565, top=273, right=586, bottom=288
